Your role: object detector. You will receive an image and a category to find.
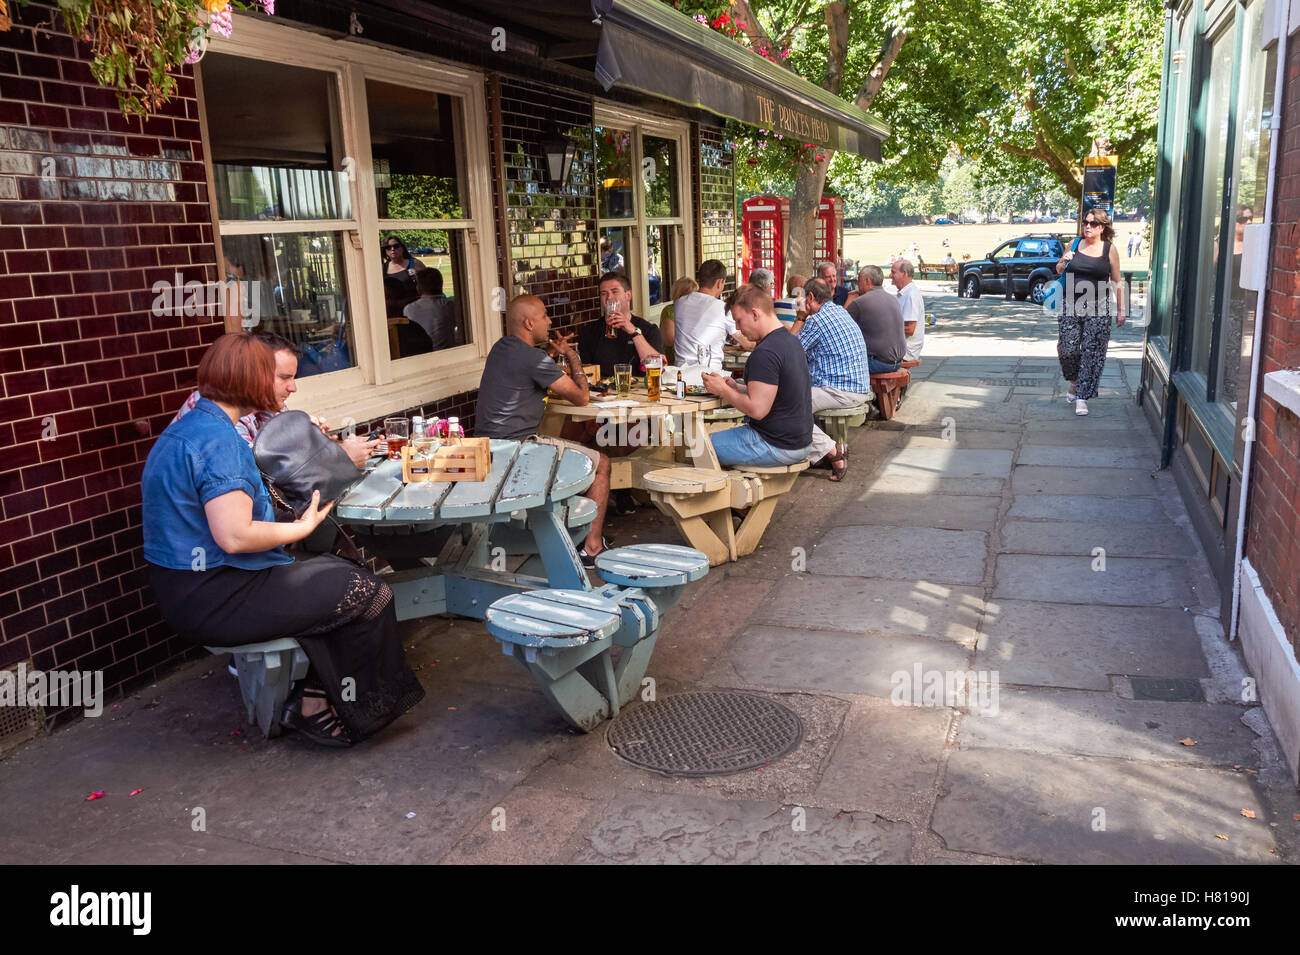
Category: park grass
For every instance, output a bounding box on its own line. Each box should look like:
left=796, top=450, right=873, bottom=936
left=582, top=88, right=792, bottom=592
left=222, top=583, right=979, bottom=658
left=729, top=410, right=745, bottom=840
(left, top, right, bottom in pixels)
left=841, top=222, right=1150, bottom=272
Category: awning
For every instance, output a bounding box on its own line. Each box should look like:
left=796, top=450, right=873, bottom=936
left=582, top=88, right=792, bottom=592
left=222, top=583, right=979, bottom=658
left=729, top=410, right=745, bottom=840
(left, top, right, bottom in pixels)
left=591, top=0, right=888, bottom=161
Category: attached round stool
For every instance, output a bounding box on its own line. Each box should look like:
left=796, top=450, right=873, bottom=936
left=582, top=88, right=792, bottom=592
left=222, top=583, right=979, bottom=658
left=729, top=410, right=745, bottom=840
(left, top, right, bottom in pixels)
left=595, top=543, right=709, bottom=610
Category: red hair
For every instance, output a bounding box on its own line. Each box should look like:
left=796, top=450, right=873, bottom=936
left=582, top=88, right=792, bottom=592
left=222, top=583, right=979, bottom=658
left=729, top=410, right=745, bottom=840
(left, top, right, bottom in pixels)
left=197, top=332, right=278, bottom=411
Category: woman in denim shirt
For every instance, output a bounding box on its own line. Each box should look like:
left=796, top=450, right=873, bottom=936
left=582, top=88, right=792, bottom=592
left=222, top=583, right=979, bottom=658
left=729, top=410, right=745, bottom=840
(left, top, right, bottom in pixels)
left=142, top=333, right=423, bottom=746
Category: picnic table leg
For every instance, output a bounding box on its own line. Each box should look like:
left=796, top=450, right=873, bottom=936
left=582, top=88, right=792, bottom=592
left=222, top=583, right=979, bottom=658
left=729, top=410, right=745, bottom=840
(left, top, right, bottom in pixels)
left=526, top=504, right=589, bottom=590
left=506, top=645, right=612, bottom=731
left=733, top=496, right=780, bottom=557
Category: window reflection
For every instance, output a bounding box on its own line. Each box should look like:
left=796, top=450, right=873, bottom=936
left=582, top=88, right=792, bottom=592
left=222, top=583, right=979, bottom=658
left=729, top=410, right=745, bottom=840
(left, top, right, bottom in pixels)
left=596, top=126, right=635, bottom=219
left=382, top=230, right=471, bottom=360
left=646, top=225, right=677, bottom=306
left=367, top=79, right=468, bottom=220
left=222, top=232, right=356, bottom=378
left=203, top=54, right=350, bottom=221
left=642, top=135, right=678, bottom=218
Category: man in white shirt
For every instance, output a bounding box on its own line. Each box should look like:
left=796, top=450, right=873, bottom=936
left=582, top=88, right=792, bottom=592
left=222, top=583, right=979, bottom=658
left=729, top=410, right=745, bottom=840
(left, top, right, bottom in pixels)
left=671, top=259, right=754, bottom=368
left=891, top=258, right=925, bottom=363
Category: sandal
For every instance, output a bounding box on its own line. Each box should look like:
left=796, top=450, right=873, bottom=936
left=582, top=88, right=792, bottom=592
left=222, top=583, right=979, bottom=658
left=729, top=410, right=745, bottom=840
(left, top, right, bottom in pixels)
left=827, top=443, right=850, bottom=483
left=284, top=687, right=353, bottom=748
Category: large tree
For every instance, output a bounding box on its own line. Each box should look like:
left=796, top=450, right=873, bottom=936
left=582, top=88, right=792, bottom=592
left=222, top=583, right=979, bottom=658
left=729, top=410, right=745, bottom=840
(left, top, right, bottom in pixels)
left=672, top=0, right=1162, bottom=273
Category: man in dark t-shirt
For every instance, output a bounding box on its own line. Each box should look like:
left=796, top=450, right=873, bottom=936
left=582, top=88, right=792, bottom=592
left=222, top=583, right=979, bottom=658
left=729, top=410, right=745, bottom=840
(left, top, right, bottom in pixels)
left=578, top=271, right=665, bottom=376
left=475, top=294, right=613, bottom=564
left=846, top=265, right=906, bottom=372
left=702, top=285, right=813, bottom=469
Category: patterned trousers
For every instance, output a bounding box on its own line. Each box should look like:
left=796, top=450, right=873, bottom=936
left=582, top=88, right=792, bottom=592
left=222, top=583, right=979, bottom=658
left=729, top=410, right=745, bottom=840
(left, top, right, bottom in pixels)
left=1057, top=312, right=1112, bottom=401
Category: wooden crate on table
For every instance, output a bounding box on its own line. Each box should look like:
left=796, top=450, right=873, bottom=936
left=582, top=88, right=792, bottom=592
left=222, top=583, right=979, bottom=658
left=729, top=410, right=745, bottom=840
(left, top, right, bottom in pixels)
left=402, top=438, right=491, bottom=483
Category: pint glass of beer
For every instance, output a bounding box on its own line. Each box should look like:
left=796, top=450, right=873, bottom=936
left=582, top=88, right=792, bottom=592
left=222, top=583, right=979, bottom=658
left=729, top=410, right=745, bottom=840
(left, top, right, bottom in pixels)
left=644, top=356, right=662, bottom=402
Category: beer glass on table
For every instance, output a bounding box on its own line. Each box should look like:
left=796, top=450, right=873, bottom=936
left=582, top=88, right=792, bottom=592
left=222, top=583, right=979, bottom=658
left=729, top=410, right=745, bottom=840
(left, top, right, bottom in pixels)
left=645, top=356, right=662, bottom=402
left=614, top=363, right=632, bottom=397
left=384, top=417, right=409, bottom=460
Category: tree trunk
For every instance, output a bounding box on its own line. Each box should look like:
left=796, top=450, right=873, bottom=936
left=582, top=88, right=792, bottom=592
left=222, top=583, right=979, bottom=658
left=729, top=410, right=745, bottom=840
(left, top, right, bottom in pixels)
left=784, top=19, right=907, bottom=278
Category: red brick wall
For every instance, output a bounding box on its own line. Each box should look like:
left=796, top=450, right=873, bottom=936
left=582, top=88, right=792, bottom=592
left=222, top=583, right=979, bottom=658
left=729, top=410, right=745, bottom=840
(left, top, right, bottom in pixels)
left=1246, top=38, right=1300, bottom=649
left=0, top=8, right=220, bottom=721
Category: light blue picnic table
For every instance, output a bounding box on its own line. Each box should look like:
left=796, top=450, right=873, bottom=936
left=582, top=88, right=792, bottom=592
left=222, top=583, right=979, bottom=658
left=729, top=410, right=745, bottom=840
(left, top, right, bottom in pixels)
left=336, top=437, right=597, bottom=620
left=335, top=437, right=710, bottom=732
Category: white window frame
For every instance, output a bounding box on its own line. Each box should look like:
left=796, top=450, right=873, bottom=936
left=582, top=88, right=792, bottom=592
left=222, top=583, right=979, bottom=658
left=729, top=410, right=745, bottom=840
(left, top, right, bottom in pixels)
left=593, top=104, right=693, bottom=320
left=200, top=17, right=499, bottom=425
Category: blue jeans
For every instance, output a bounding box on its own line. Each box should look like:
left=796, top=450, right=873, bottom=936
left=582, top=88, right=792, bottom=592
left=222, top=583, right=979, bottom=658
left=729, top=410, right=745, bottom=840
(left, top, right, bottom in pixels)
left=868, top=356, right=901, bottom=374
left=712, top=425, right=810, bottom=468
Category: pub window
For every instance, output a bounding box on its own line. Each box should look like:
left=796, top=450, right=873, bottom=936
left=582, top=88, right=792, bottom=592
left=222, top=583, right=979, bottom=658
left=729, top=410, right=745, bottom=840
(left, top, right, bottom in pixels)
left=594, top=110, right=691, bottom=320
left=203, top=53, right=358, bottom=379
left=203, top=18, right=499, bottom=422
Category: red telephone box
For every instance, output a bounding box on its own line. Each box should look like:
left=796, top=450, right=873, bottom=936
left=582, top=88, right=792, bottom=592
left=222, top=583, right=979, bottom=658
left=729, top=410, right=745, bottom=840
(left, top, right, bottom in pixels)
left=814, top=196, right=843, bottom=267
left=741, top=195, right=788, bottom=290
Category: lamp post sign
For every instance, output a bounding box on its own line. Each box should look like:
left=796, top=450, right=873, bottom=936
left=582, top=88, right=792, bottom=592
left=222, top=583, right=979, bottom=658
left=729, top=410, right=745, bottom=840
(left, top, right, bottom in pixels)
left=1081, top=155, right=1119, bottom=224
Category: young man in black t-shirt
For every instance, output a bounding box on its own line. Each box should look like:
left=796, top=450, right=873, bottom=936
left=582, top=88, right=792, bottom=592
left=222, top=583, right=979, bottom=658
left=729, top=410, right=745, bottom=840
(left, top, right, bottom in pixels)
left=702, top=285, right=813, bottom=468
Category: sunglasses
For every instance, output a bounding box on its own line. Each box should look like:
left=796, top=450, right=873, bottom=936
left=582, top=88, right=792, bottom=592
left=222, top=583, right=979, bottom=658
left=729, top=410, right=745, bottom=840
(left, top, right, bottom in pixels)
left=385, top=243, right=403, bottom=250
left=1083, top=220, right=1102, bottom=227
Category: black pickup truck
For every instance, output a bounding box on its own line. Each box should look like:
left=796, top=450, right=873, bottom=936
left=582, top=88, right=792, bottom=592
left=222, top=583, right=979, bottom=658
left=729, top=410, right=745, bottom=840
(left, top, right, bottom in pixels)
left=957, top=233, right=1073, bottom=304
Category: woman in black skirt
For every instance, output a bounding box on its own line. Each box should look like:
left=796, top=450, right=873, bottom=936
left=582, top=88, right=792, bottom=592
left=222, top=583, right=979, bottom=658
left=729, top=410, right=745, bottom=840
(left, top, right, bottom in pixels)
left=141, top=333, right=424, bottom=746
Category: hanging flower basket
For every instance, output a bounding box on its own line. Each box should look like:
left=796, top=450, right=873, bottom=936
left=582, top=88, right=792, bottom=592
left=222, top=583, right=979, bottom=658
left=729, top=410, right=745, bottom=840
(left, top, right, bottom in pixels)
left=4, top=0, right=274, bottom=117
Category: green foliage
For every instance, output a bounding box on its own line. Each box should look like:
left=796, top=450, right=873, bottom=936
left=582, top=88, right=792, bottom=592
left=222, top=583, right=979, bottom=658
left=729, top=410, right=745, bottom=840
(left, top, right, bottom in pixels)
left=667, top=0, right=1162, bottom=204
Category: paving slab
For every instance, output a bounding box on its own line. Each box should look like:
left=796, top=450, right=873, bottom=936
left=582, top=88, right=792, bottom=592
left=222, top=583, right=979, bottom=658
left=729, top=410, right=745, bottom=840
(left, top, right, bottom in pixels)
left=1000, top=519, right=1199, bottom=557
left=865, top=466, right=1007, bottom=497
left=811, top=697, right=953, bottom=825
left=835, top=491, right=1002, bottom=531
left=572, top=792, right=914, bottom=864
left=440, top=785, right=605, bottom=864
left=721, top=625, right=972, bottom=699
left=886, top=447, right=1015, bottom=479
left=757, top=575, right=985, bottom=647
left=809, top=526, right=988, bottom=585
left=900, top=432, right=1021, bottom=451
left=1016, top=445, right=1160, bottom=469
left=993, top=554, right=1200, bottom=608
left=957, top=687, right=1259, bottom=767
left=1007, top=494, right=1172, bottom=524
left=1012, top=465, right=1161, bottom=497
left=893, top=402, right=1025, bottom=432
left=933, top=748, right=1277, bottom=864
left=975, top=599, right=1210, bottom=691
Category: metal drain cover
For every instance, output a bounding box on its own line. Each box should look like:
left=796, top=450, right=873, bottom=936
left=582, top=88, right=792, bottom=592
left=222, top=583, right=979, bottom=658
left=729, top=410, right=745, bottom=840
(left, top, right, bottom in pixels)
left=607, top=691, right=803, bottom=777
left=1130, top=677, right=1205, bottom=702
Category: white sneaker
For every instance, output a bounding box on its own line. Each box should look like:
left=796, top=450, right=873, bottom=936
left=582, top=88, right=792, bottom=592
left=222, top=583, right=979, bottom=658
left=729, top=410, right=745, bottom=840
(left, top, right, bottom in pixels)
left=1075, top=399, right=1089, bottom=416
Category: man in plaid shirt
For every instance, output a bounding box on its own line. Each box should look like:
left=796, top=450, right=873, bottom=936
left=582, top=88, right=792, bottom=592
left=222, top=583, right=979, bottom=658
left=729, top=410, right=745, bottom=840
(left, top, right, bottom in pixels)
left=796, top=279, right=871, bottom=481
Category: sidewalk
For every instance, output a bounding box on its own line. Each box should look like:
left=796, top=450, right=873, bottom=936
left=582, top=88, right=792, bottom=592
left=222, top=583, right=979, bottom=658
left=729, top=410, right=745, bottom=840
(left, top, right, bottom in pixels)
left=3, top=294, right=1297, bottom=864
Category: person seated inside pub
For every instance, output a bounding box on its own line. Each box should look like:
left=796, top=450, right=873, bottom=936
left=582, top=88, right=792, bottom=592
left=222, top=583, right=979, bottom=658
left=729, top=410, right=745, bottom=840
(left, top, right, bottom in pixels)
left=578, top=271, right=664, bottom=376
left=701, top=283, right=812, bottom=470
left=474, top=294, right=613, bottom=565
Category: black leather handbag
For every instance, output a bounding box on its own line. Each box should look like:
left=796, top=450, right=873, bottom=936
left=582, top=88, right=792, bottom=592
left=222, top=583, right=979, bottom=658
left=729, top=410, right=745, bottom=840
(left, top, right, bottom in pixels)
left=252, top=410, right=361, bottom=518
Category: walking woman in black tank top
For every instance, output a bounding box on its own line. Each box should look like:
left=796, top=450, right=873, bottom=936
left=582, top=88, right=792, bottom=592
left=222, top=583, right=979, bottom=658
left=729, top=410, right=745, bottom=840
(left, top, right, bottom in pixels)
left=1054, top=208, right=1126, bottom=416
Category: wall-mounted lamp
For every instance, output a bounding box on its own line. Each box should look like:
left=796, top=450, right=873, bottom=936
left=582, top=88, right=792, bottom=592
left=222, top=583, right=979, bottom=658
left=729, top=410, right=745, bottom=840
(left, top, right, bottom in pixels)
left=540, top=127, right=576, bottom=188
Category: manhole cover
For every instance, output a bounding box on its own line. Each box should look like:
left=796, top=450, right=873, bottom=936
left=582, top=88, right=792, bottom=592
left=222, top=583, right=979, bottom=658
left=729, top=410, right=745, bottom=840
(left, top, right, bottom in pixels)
left=1130, top=677, right=1205, bottom=702
left=606, top=691, right=803, bottom=777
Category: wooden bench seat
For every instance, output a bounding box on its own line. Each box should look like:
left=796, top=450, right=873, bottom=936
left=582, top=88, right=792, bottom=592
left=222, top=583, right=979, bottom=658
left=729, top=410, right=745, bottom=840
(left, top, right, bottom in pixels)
left=870, top=369, right=911, bottom=420
left=703, top=406, right=746, bottom=431
left=814, top=401, right=873, bottom=446
left=644, top=461, right=808, bottom=565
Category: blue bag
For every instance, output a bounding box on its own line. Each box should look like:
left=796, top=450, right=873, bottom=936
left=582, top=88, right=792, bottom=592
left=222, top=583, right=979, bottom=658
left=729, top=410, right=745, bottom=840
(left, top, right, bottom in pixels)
left=1042, top=238, right=1081, bottom=316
